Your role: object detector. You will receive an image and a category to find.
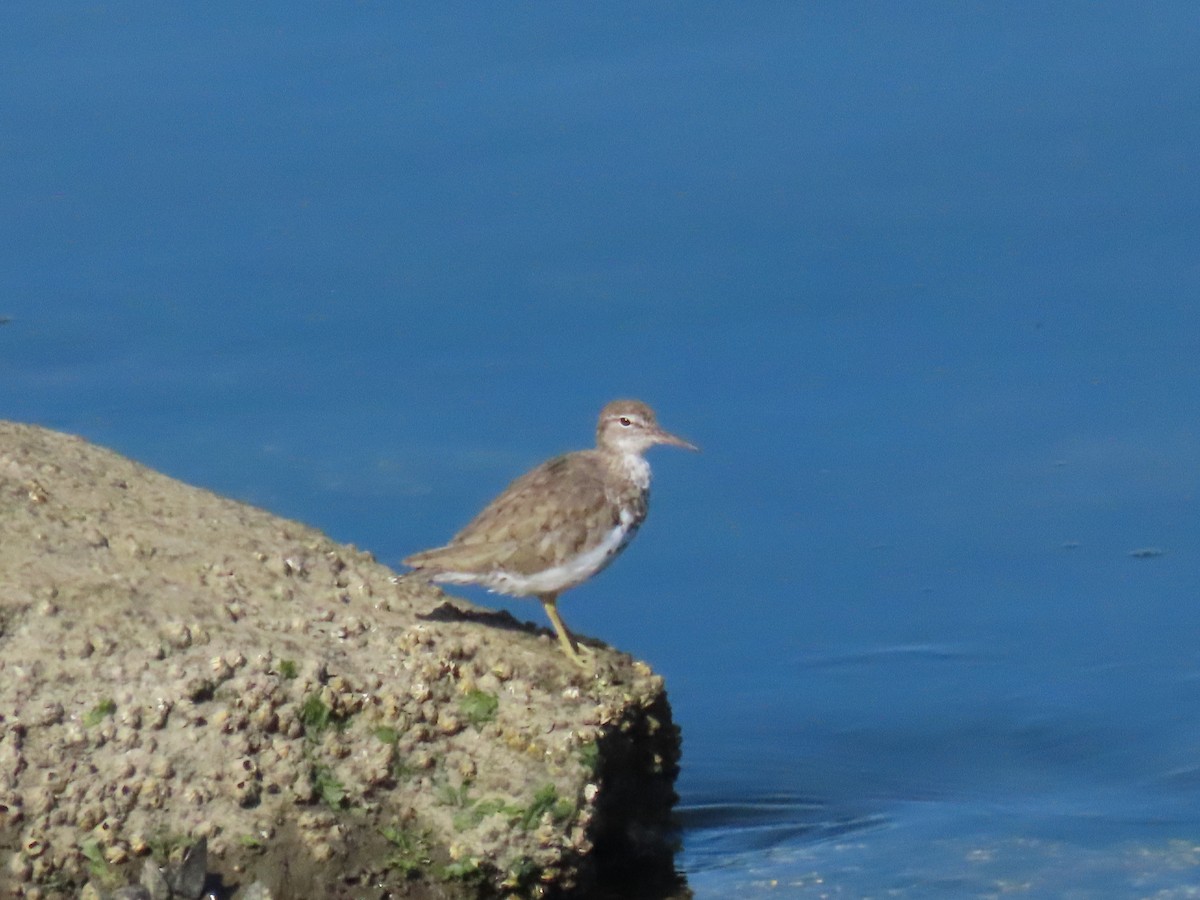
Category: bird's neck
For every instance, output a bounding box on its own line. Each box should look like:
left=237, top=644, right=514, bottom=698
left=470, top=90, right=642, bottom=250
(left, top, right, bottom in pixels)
left=607, top=448, right=651, bottom=492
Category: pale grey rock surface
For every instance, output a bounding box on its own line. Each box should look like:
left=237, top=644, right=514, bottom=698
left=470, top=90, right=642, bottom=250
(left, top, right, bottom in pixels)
left=0, top=422, right=684, bottom=899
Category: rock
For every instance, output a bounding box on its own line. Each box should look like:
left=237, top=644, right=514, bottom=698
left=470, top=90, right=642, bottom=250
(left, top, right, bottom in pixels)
left=0, top=422, right=687, bottom=898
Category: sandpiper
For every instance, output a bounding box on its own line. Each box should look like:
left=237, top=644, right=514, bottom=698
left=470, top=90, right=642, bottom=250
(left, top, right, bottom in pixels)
left=403, top=399, right=697, bottom=666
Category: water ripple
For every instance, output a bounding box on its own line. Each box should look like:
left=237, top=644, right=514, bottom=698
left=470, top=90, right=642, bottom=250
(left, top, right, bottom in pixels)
left=678, top=796, right=887, bottom=873
left=796, top=643, right=993, bottom=669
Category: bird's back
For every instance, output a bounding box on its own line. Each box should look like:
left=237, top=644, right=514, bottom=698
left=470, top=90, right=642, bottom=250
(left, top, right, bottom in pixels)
left=403, top=449, right=648, bottom=578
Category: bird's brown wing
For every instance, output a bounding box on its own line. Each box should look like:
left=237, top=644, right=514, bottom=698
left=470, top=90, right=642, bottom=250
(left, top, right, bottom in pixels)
left=404, top=451, right=620, bottom=576
left=401, top=539, right=525, bottom=573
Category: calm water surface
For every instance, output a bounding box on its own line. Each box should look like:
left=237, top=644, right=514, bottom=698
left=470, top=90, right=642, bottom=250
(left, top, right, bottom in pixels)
left=3, top=5, right=1200, bottom=896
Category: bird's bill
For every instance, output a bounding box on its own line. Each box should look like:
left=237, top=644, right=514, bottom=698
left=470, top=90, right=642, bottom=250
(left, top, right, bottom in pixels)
left=653, top=428, right=699, bottom=451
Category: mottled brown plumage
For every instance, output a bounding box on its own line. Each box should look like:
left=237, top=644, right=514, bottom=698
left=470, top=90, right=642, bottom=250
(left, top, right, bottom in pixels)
left=404, top=399, right=697, bottom=665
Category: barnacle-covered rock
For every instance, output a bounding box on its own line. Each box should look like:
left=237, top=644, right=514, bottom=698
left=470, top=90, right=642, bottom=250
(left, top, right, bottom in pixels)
left=0, top=422, right=686, bottom=899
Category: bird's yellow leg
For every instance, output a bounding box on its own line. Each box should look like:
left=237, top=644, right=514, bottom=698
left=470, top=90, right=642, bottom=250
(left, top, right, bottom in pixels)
left=539, top=595, right=592, bottom=668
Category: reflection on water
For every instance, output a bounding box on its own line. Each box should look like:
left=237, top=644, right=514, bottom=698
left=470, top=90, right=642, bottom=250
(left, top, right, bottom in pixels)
left=678, top=637, right=1200, bottom=896
left=683, top=798, right=1200, bottom=898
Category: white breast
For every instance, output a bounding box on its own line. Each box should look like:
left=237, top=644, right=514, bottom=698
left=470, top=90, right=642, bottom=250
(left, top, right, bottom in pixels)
left=617, top=453, right=652, bottom=491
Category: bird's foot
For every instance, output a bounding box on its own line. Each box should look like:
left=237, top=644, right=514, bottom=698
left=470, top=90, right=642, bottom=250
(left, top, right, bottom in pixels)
left=561, top=640, right=597, bottom=669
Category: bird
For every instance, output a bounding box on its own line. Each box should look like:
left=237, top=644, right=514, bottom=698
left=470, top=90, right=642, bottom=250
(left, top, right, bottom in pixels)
left=403, top=399, right=697, bottom=666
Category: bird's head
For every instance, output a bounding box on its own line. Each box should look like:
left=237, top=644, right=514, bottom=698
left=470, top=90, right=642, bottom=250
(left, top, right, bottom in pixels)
left=596, top=400, right=698, bottom=456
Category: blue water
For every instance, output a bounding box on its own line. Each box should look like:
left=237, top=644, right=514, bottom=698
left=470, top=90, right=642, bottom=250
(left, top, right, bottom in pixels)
left=4, top=5, right=1200, bottom=895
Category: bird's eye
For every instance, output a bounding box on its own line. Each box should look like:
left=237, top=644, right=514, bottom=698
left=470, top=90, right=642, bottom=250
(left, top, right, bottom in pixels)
left=619, top=417, right=632, bottom=427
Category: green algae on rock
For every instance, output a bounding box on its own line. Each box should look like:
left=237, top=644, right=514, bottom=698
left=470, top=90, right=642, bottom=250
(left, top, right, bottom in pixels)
left=0, top=422, right=687, bottom=899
